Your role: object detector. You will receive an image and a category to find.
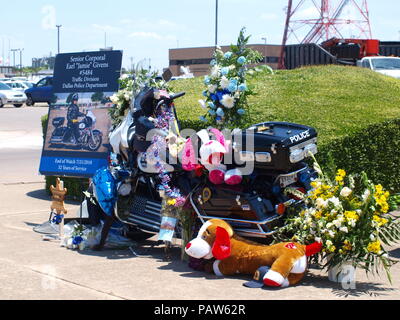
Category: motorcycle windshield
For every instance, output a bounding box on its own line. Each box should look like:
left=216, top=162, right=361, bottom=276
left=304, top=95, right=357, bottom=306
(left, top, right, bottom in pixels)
left=131, top=87, right=155, bottom=118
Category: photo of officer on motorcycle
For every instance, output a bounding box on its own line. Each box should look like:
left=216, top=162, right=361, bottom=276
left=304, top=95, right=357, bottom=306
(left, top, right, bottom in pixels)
left=67, top=94, right=86, bottom=145
left=43, top=92, right=113, bottom=153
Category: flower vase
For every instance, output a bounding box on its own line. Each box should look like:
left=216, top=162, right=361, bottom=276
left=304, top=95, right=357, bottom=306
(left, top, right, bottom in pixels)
left=328, top=262, right=356, bottom=284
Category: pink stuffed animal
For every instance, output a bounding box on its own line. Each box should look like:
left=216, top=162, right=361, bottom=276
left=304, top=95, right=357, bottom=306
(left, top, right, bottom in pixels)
left=182, top=128, right=243, bottom=186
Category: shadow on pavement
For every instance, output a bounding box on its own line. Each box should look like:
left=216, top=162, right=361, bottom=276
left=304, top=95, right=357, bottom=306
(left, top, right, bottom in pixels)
left=26, top=188, right=81, bottom=205
left=389, top=247, right=400, bottom=259
left=301, top=273, right=395, bottom=298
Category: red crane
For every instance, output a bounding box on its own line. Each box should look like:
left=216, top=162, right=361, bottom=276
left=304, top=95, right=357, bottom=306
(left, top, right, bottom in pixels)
left=279, top=0, right=372, bottom=69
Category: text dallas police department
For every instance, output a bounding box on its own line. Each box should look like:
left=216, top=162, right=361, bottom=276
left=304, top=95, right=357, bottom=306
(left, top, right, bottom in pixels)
left=154, top=304, right=245, bottom=317
left=63, top=54, right=110, bottom=90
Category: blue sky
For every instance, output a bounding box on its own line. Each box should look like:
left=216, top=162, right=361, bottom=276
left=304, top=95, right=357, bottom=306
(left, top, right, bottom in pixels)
left=1, top=0, right=400, bottom=72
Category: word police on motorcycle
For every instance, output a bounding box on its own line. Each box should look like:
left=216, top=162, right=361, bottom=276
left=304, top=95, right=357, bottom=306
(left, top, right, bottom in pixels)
left=289, top=130, right=310, bottom=144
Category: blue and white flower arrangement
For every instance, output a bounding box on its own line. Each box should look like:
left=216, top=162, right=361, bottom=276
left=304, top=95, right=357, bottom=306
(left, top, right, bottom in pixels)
left=198, top=28, right=264, bottom=128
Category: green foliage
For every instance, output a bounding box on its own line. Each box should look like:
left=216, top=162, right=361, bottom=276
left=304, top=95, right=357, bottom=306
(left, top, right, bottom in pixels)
left=91, top=91, right=104, bottom=102
left=317, top=119, right=400, bottom=193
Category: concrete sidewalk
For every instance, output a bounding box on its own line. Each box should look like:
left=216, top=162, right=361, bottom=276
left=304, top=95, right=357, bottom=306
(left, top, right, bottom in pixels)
left=0, top=182, right=399, bottom=300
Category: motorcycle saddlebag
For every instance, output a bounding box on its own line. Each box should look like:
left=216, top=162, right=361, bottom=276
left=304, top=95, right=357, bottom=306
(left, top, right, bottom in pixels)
left=193, top=184, right=274, bottom=221
left=235, top=122, right=318, bottom=172
left=52, top=117, right=65, bottom=128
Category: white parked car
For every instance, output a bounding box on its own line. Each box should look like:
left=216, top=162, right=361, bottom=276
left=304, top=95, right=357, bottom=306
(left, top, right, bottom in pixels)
left=0, top=82, right=27, bottom=108
left=357, top=56, right=400, bottom=79
left=3, top=80, right=27, bottom=92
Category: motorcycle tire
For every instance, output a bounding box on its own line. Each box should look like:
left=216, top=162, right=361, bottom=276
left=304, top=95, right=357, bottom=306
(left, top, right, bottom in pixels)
left=87, top=130, right=102, bottom=152
left=14, top=104, right=23, bottom=108
left=0, top=102, right=3, bottom=108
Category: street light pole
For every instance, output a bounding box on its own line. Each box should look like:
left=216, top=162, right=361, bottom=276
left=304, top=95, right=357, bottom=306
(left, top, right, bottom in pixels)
left=262, top=37, right=267, bottom=64
left=11, top=49, right=18, bottom=70
left=215, top=0, right=219, bottom=47
left=19, top=48, right=24, bottom=74
left=56, top=25, right=62, bottom=54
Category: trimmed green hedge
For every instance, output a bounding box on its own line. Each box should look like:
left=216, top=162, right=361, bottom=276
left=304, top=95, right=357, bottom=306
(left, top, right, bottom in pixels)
left=41, top=114, right=89, bottom=199
left=317, top=118, right=400, bottom=192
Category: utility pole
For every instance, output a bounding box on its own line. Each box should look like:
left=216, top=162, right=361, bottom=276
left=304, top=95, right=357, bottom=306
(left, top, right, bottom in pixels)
left=215, top=0, right=219, bottom=47
left=19, top=49, right=24, bottom=74
left=11, top=49, right=18, bottom=69
left=56, top=25, right=62, bottom=54
left=262, top=37, right=267, bottom=64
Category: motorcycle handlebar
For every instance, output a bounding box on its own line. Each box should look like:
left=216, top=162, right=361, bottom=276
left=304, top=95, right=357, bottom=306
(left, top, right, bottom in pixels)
left=169, top=92, right=186, bottom=101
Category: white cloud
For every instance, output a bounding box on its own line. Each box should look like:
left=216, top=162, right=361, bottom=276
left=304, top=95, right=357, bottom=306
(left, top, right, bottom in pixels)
left=129, top=31, right=163, bottom=40
left=92, top=24, right=122, bottom=34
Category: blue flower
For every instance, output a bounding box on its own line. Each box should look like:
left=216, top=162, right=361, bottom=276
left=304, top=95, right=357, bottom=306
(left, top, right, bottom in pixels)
left=237, top=109, right=246, bottom=115
left=237, top=56, right=247, bottom=65
left=216, top=108, right=225, bottom=117
left=199, top=116, right=208, bottom=122
left=204, top=76, right=211, bottom=85
left=210, top=93, right=218, bottom=102
left=221, top=67, right=230, bottom=76
left=238, top=83, right=248, bottom=92
left=224, top=52, right=233, bottom=59
left=202, top=90, right=208, bottom=97
left=208, top=109, right=216, bottom=116
left=208, top=102, right=216, bottom=109
left=210, top=59, right=217, bottom=66
left=216, top=89, right=230, bottom=101
left=72, top=236, right=83, bottom=245
left=228, top=79, right=238, bottom=92
left=216, top=116, right=223, bottom=124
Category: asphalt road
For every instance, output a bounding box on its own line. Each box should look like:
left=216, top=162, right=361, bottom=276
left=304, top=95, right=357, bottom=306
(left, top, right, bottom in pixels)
left=0, top=104, right=48, bottom=184
left=0, top=104, right=399, bottom=300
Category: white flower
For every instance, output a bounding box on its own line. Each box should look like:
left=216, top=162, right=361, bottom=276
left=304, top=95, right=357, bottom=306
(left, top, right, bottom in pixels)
left=234, top=91, right=241, bottom=99
left=370, top=234, right=376, bottom=241
left=326, top=223, right=334, bottom=229
left=198, top=99, right=207, bottom=109
left=207, top=84, right=217, bottom=93
left=110, top=94, right=119, bottom=104
left=220, top=76, right=229, bottom=89
left=349, top=219, right=356, bottom=228
left=315, top=237, right=322, bottom=243
left=339, top=226, right=349, bottom=233
left=221, top=94, right=235, bottom=109
left=326, top=240, right=333, bottom=247
left=328, top=230, right=335, bottom=238
left=120, top=74, right=129, bottom=80
left=362, top=189, right=371, bottom=202
left=316, top=197, right=327, bottom=209
left=211, top=66, right=221, bottom=78
left=328, top=197, right=340, bottom=208
left=333, top=220, right=342, bottom=228
left=340, top=187, right=352, bottom=198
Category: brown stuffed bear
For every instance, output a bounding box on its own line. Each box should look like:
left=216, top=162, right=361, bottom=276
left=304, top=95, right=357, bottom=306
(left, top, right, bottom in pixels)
left=185, top=219, right=322, bottom=287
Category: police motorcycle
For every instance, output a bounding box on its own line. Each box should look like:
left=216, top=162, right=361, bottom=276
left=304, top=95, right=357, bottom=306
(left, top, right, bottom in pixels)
left=49, top=110, right=103, bottom=152
left=90, top=79, right=318, bottom=245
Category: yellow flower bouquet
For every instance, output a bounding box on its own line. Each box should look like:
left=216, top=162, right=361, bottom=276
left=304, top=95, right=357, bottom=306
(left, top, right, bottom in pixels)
left=275, top=157, right=400, bottom=282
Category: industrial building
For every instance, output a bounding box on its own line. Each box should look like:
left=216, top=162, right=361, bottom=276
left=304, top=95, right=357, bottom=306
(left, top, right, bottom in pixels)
left=169, top=44, right=281, bottom=77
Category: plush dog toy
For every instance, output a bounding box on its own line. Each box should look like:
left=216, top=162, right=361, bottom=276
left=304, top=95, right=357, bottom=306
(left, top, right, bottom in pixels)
left=185, top=219, right=322, bottom=287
